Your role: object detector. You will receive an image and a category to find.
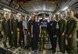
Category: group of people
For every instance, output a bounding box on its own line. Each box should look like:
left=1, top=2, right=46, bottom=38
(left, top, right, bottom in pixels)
left=1, top=11, right=77, bottom=54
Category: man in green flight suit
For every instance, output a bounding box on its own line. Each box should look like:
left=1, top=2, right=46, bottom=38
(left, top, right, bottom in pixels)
left=11, top=13, right=18, bottom=48
left=66, top=11, right=77, bottom=54
left=1, top=14, right=10, bottom=48
left=58, top=14, right=67, bottom=54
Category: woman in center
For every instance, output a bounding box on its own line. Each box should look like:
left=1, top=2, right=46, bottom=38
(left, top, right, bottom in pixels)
left=31, top=15, right=41, bottom=53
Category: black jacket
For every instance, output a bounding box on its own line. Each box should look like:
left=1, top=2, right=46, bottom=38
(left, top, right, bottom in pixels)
left=47, top=20, right=57, bottom=35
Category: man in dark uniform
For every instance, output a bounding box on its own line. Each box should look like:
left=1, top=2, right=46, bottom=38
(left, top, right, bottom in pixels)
left=8, top=18, right=13, bottom=48
left=58, top=14, right=66, bottom=54
left=18, top=16, right=25, bottom=47
left=27, top=16, right=34, bottom=48
left=1, top=14, right=10, bottom=48
left=31, top=15, right=40, bottom=53
left=39, top=14, right=48, bottom=50
left=66, top=11, right=77, bottom=54
left=47, top=16, right=57, bottom=53
left=11, top=13, right=18, bottom=48
left=75, top=13, right=78, bottom=48
left=0, top=13, right=3, bottom=42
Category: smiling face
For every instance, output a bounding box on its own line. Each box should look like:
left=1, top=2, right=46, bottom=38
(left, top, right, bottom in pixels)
left=51, top=16, right=54, bottom=21
left=26, top=16, right=29, bottom=21
left=67, top=11, right=75, bottom=18
left=70, top=11, right=75, bottom=17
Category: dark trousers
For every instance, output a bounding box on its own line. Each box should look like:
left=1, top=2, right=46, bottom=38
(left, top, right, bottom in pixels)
left=19, top=31, right=24, bottom=47
left=32, top=33, right=39, bottom=51
left=0, top=31, right=3, bottom=40
left=3, top=33, right=9, bottom=47
left=77, top=30, right=78, bottom=38
left=27, top=33, right=31, bottom=47
left=8, top=33, right=13, bottom=47
left=11, top=32, right=17, bottom=47
left=2, top=32, right=11, bottom=47
left=49, top=34, right=57, bottom=53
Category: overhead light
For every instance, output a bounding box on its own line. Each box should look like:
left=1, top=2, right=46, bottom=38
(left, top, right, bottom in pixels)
left=57, top=12, right=60, bottom=14
left=62, top=6, right=68, bottom=11
left=33, top=12, right=36, bottom=15
left=17, top=13, right=21, bottom=15
left=3, top=8, right=11, bottom=12
left=34, top=8, right=38, bottom=11
left=43, top=5, right=46, bottom=10
left=56, top=12, right=60, bottom=15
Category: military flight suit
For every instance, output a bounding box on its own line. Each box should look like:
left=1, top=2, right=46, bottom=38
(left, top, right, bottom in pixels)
left=0, top=15, right=3, bottom=40
left=58, top=19, right=66, bottom=53
left=66, top=17, right=77, bottom=54
left=11, top=19, right=18, bottom=47
left=39, top=19, right=48, bottom=50
left=8, top=19, right=13, bottom=47
left=2, top=19, right=10, bottom=47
